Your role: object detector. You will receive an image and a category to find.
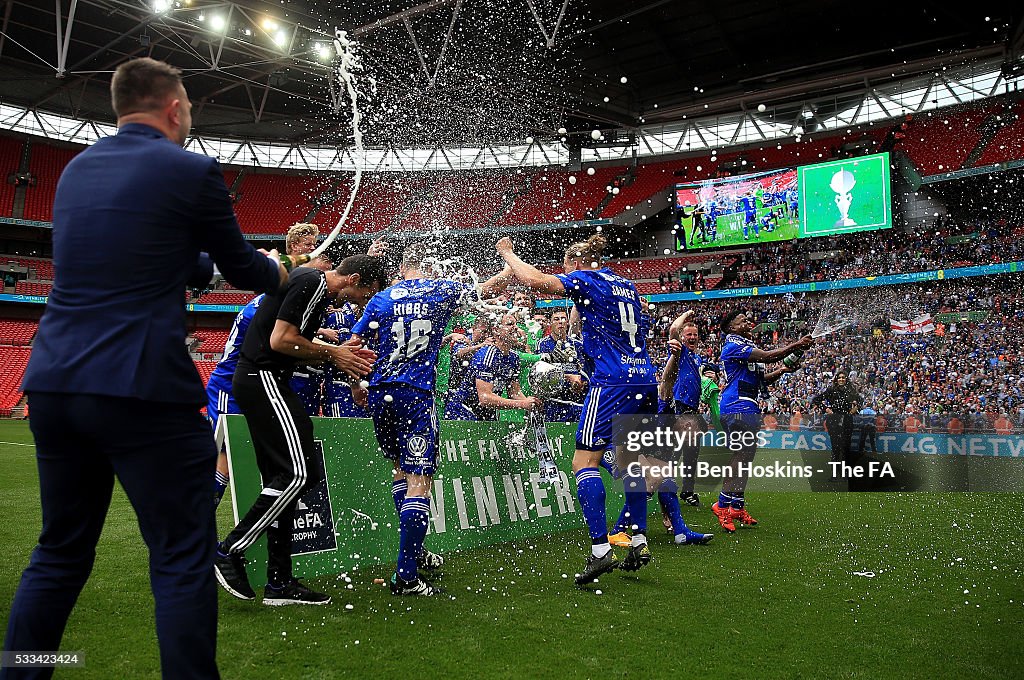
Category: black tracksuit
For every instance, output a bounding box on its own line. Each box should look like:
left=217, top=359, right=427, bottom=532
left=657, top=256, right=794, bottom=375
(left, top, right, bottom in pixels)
left=221, top=268, right=331, bottom=586
left=813, top=382, right=863, bottom=466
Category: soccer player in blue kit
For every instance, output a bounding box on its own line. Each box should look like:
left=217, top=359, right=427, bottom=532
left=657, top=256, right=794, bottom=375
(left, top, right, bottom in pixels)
left=350, top=243, right=513, bottom=595
left=713, top=310, right=812, bottom=533
left=537, top=308, right=586, bottom=423
left=496, top=233, right=658, bottom=585
left=322, top=302, right=368, bottom=418
left=741, top=193, right=759, bottom=240
left=444, top=313, right=542, bottom=421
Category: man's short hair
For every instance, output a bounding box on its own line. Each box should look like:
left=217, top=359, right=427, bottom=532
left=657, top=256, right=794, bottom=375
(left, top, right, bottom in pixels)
left=336, top=255, right=388, bottom=290
left=110, top=58, right=183, bottom=117
left=402, top=241, right=435, bottom=267
left=720, top=309, right=746, bottom=334
left=285, top=223, right=319, bottom=254
left=680, top=321, right=698, bottom=332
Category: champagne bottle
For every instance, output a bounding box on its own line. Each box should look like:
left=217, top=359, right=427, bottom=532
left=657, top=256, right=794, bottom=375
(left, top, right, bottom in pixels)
left=279, top=253, right=312, bottom=271
left=782, top=349, right=804, bottom=369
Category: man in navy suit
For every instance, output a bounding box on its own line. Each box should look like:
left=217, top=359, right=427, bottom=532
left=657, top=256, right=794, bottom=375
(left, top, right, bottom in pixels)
left=2, top=58, right=285, bottom=679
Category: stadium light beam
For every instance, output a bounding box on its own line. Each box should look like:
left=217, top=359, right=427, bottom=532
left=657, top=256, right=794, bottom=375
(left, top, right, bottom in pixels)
left=210, top=15, right=226, bottom=32
left=315, top=42, right=333, bottom=60
left=274, top=30, right=288, bottom=48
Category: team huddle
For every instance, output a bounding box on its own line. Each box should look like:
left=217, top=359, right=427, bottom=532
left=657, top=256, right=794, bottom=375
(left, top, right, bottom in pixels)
left=206, top=224, right=813, bottom=600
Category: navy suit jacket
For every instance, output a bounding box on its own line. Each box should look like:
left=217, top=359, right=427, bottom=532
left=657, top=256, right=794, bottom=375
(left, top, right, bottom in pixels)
left=23, top=123, right=281, bottom=405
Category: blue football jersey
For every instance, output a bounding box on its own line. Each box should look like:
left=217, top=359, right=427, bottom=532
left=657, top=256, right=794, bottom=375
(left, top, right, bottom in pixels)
left=323, top=302, right=364, bottom=409
left=672, top=343, right=703, bottom=409
left=447, top=345, right=522, bottom=419
left=352, top=278, right=472, bottom=392
left=323, top=303, right=359, bottom=342
left=719, top=333, right=764, bottom=414
left=554, top=269, right=656, bottom=386
left=206, top=294, right=265, bottom=392
left=537, top=335, right=585, bottom=376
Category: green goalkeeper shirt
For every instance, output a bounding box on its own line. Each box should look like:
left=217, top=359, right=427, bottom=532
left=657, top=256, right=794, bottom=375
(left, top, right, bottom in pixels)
left=701, top=377, right=721, bottom=431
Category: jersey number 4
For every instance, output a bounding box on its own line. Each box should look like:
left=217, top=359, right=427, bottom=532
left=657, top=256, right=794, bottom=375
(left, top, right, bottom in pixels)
left=389, top=318, right=432, bottom=363
left=617, top=301, right=639, bottom=348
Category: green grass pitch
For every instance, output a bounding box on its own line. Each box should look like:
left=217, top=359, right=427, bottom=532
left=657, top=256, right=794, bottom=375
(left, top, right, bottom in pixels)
left=1, top=419, right=1021, bottom=678
left=682, top=208, right=799, bottom=250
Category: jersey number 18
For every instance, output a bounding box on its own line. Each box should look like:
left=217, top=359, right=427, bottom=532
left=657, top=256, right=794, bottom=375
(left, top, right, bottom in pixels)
left=389, top=318, right=432, bottom=363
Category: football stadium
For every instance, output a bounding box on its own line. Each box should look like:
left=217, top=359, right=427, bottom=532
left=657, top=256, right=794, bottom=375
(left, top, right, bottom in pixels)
left=1, top=1, right=1023, bottom=678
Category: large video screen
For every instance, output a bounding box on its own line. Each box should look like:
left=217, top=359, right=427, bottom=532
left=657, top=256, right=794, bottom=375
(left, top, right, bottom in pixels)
left=674, top=167, right=799, bottom=250
left=797, top=152, right=892, bottom=238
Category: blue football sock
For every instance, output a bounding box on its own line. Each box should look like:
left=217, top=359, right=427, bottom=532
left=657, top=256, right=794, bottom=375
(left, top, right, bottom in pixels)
left=718, top=491, right=735, bottom=509
left=732, top=492, right=745, bottom=510
left=391, top=479, right=408, bottom=515
left=612, top=503, right=629, bottom=534
left=623, top=471, right=648, bottom=534
left=397, top=496, right=429, bottom=581
left=575, top=468, right=608, bottom=542
left=659, top=491, right=687, bottom=535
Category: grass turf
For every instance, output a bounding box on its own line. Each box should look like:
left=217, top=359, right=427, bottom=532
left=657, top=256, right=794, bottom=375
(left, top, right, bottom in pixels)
left=1, top=419, right=1021, bottom=678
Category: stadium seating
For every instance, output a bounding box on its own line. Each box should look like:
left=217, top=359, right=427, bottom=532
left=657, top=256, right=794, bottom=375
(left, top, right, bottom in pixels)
left=0, top=346, right=31, bottom=417
left=599, top=159, right=680, bottom=218
left=14, top=281, right=52, bottom=297
left=232, top=172, right=326, bottom=234
left=2, top=257, right=54, bottom=280
left=191, top=328, right=232, bottom=352
left=0, top=136, right=23, bottom=218
left=495, top=166, right=620, bottom=226
left=898, top=104, right=996, bottom=176
left=9, top=98, right=1024, bottom=240
left=195, top=291, right=256, bottom=305
left=193, top=360, right=218, bottom=386
left=0, top=319, right=37, bottom=345
left=25, top=143, right=81, bottom=222
left=974, top=101, right=1024, bottom=167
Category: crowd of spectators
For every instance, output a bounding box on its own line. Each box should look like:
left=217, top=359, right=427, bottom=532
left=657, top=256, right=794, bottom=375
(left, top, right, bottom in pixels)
left=656, top=217, right=1024, bottom=292
left=641, top=277, right=1024, bottom=433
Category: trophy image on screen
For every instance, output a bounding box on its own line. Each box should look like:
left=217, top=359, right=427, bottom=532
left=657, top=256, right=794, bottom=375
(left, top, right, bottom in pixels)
left=527, top=361, right=567, bottom=485
left=830, top=168, right=857, bottom=227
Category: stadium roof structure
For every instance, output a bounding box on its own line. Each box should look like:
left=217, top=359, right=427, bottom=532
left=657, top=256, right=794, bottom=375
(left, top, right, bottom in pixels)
left=0, top=1, right=1020, bottom=170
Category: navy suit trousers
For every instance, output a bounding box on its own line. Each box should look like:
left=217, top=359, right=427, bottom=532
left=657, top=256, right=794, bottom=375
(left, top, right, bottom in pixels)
left=2, top=393, right=219, bottom=679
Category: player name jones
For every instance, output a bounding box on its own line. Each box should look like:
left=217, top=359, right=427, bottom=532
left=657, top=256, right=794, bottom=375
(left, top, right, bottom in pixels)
left=611, top=285, right=636, bottom=300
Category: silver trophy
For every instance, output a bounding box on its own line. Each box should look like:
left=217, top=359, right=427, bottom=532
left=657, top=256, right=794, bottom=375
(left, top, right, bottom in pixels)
left=527, top=361, right=565, bottom=485
left=528, top=360, right=566, bottom=397
left=830, top=169, right=857, bottom=227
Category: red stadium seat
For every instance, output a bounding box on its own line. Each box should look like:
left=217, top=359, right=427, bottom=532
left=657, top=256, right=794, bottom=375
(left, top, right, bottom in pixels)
left=194, top=291, right=256, bottom=306
left=191, top=328, right=232, bottom=352
left=0, top=346, right=31, bottom=416
left=14, top=281, right=52, bottom=297
left=0, top=319, right=38, bottom=346
left=24, top=144, right=81, bottom=222
left=0, top=136, right=24, bottom=218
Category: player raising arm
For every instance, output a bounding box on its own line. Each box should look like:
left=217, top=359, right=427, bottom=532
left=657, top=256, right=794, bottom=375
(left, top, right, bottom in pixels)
left=497, top=234, right=659, bottom=585
left=350, top=243, right=514, bottom=596
left=712, top=310, right=812, bottom=533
